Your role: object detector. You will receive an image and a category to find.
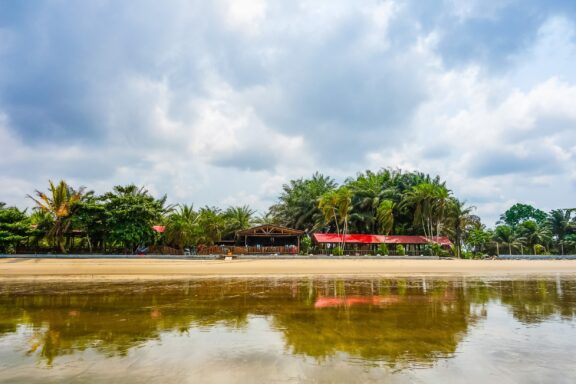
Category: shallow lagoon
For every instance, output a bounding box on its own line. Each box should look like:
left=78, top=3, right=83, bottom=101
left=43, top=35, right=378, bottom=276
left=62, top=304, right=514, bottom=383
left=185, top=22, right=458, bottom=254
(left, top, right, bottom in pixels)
left=1, top=276, right=575, bottom=383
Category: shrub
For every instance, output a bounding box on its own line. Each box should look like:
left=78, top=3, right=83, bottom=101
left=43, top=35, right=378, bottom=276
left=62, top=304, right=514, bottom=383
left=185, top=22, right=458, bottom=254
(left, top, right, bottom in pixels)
left=534, top=244, right=546, bottom=255
left=300, top=236, right=312, bottom=255
left=332, top=246, right=344, bottom=256
left=396, top=244, right=405, bottom=256
left=378, top=243, right=389, bottom=255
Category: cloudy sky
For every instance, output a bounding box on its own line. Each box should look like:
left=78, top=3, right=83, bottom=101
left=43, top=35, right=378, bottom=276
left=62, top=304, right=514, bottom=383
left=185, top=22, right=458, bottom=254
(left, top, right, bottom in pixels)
left=1, top=0, right=575, bottom=225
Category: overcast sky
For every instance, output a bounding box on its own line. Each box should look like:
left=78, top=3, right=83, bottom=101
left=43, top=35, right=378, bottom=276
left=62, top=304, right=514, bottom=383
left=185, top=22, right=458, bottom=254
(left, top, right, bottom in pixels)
left=1, top=0, right=575, bottom=225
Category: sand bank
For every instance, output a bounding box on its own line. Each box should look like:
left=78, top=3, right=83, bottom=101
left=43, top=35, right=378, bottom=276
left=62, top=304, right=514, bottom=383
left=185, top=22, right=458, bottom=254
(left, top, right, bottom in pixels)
left=1, top=258, right=576, bottom=280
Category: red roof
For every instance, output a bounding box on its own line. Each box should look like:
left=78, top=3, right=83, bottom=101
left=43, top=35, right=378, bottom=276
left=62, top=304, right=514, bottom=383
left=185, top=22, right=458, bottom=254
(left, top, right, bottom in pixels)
left=152, top=225, right=165, bottom=233
left=312, top=233, right=451, bottom=246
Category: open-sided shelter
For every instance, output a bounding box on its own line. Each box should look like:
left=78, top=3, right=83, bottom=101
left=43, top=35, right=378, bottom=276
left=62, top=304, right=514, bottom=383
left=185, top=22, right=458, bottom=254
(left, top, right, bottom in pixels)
left=312, top=234, right=452, bottom=255
left=235, top=225, right=305, bottom=254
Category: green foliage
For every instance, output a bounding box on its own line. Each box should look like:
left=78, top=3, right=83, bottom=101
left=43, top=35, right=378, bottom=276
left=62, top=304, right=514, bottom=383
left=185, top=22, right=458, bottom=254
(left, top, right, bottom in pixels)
left=300, top=236, right=312, bottom=254
left=377, top=243, right=389, bottom=255
left=101, top=185, right=168, bottom=251
left=0, top=204, right=31, bottom=253
left=165, top=205, right=200, bottom=250
left=27, top=180, right=89, bottom=253
left=499, top=203, right=548, bottom=227
left=269, top=172, right=336, bottom=231
left=376, top=200, right=395, bottom=235
left=533, top=244, right=547, bottom=255
left=223, top=205, right=255, bottom=239
left=332, top=246, right=344, bottom=256
left=395, top=244, right=405, bottom=256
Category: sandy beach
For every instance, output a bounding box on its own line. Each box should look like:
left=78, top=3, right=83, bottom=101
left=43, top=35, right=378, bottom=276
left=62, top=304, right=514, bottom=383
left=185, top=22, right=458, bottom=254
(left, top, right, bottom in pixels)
left=1, top=258, right=576, bottom=280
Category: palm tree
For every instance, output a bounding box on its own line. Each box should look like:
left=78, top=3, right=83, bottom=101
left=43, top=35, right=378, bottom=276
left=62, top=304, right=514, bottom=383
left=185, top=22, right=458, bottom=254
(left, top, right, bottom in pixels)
left=346, top=169, right=396, bottom=233
left=517, top=220, right=552, bottom=254
left=547, top=209, right=573, bottom=254
left=493, top=225, right=524, bottom=255
left=269, top=172, right=336, bottom=231
left=318, top=190, right=341, bottom=235
left=445, top=199, right=478, bottom=258
left=376, top=200, right=395, bottom=235
left=197, top=206, right=226, bottom=245
left=401, top=182, right=450, bottom=239
left=224, top=205, right=255, bottom=238
left=165, top=204, right=200, bottom=250
left=27, top=180, right=88, bottom=253
left=318, top=187, right=352, bottom=249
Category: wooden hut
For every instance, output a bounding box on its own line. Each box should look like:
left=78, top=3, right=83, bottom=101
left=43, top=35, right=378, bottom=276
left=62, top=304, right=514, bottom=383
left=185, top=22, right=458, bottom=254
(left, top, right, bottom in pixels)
left=235, top=225, right=305, bottom=254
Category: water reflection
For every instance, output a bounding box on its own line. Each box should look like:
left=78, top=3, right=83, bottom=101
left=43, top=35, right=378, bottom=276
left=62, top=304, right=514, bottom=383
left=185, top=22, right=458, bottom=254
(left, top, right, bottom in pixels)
left=0, top=276, right=575, bottom=373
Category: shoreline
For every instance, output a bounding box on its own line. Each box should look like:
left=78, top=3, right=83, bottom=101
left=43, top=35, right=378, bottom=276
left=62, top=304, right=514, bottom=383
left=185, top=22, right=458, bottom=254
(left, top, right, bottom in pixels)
left=2, top=258, right=576, bottom=281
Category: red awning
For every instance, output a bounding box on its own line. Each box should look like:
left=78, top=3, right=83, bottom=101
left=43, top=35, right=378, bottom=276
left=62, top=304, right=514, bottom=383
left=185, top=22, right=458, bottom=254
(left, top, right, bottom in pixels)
left=312, top=233, right=452, bottom=246
left=152, top=225, right=165, bottom=233
left=312, top=233, right=385, bottom=244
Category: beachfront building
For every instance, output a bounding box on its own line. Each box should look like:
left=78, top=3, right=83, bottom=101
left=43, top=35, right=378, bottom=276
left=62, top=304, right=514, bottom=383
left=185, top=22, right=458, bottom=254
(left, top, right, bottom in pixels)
left=234, top=225, right=305, bottom=254
left=312, top=233, right=452, bottom=256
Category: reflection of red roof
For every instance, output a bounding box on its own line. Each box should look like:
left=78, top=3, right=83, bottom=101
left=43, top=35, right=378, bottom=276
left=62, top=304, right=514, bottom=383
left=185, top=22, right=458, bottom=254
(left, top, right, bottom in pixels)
left=312, top=233, right=451, bottom=246
left=152, top=225, right=165, bottom=233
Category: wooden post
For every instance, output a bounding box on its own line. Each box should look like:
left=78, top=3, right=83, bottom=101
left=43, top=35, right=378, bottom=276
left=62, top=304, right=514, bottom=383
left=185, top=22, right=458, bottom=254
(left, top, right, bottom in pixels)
left=297, top=236, right=300, bottom=254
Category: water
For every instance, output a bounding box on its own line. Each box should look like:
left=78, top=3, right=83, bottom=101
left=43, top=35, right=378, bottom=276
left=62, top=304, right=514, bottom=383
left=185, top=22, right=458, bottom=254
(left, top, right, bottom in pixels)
left=1, top=276, right=575, bottom=383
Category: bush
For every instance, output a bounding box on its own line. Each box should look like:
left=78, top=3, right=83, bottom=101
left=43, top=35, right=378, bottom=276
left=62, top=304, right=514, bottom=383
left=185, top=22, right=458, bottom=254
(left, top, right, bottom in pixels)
left=378, top=243, right=389, bottom=255
left=300, top=236, right=312, bottom=255
left=396, top=244, right=405, bottom=256
left=534, top=244, right=547, bottom=255
left=332, top=246, right=344, bottom=256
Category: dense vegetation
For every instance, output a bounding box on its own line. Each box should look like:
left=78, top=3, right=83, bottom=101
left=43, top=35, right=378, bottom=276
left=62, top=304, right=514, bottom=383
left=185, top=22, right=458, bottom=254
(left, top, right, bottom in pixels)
left=0, top=169, right=574, bottom=256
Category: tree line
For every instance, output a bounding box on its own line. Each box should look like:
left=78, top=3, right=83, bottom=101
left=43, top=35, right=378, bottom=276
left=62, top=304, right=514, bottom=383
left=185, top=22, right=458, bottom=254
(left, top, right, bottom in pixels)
left=0, top=169, right=574, bottom=256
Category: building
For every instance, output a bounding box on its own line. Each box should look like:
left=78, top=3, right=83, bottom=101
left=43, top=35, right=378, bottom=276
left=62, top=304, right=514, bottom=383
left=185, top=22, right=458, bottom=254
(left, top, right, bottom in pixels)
left=312, top=233, right=452, bottom=255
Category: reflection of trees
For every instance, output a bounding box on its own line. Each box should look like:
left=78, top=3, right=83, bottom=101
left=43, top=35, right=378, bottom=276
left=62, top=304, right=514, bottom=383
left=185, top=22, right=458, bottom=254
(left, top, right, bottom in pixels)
left=496, top=279, right=576, bottom=324
left=1, top=278, right=575, bottom=367
left=273, top=279, right=477, bottom=366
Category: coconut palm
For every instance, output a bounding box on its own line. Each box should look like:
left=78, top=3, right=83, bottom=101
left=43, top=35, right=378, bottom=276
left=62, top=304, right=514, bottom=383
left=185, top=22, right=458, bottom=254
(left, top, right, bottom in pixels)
left=196, top=206, right=226, bottom=245
left=493, top=225, right=525, bottom=255
left=27, top=180, right=88, bottom=253
left=547, top=209, right=574, bottom=254
left=376, top=200, right=395, bottom=235
left=224, top=205, right=256, bottom=238
left=517, top=220, right=552, bottom=254
left=401, top=182, right=450, bottom=239
left=445, top=199, right=478, bottom=258
left=269, top=172, right=336, bottom=231
left=165, top=204, right=200, bottom=250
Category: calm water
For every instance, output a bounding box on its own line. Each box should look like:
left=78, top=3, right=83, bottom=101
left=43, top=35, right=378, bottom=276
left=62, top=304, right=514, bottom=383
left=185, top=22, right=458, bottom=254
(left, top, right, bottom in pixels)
left=1, top=276, right=575, bottom=383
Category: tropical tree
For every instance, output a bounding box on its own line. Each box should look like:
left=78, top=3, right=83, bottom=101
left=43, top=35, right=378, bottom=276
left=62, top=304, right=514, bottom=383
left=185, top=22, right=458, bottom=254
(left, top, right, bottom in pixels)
left=101, top=184, right=168, bottom=252
left=346, top=170, right=396, bottom=233
left=196, top=206, right=226, bottom=245
left=27, top=180, right=88, bottom=253
left=165, top=204, right=200, bottom=250
left=445, top=199, right=478, bottom=258
left=269, top=173, right=336, bottom=231
left=516, top=220, right=552, bottom=254
left=546, top=209, right=574, bottom=254
left=466, top=225, right=493, bottom=255
left=376, top=199, right=395, bottom=235
left=0, top=203, right=31, bottom=253
left=498, top=203, right=547, bottom=227
left=401, top=182, right=450, bottom=239
left=318, top=187, right=352, bottom=249
left=492, top=225, right=524, bottom=255
left=223, top=205, right=255, bottom=238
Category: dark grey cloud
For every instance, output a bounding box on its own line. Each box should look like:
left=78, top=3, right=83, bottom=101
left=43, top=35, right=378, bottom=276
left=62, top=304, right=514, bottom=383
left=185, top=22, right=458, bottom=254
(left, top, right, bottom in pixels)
left=469, top=149, right=563, bottom=177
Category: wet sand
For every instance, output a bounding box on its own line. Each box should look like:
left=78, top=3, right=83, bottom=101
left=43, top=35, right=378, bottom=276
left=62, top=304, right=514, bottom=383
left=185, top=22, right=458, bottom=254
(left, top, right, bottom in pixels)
left=1, top=258, right=576, bottom=280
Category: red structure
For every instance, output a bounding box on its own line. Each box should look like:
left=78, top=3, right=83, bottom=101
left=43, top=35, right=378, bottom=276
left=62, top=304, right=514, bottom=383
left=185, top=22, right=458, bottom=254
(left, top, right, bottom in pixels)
left=312, top=233, right=452, bottom=255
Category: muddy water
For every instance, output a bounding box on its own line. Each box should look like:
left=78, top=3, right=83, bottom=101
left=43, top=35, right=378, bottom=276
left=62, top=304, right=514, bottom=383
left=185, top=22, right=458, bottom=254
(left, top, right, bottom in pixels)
left=1, top=276, right=575, bottom=383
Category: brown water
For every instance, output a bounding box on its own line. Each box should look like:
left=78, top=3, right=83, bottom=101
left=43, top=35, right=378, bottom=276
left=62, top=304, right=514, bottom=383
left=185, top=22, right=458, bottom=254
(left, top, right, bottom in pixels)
left=1, top=276, right=575, bottom=383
